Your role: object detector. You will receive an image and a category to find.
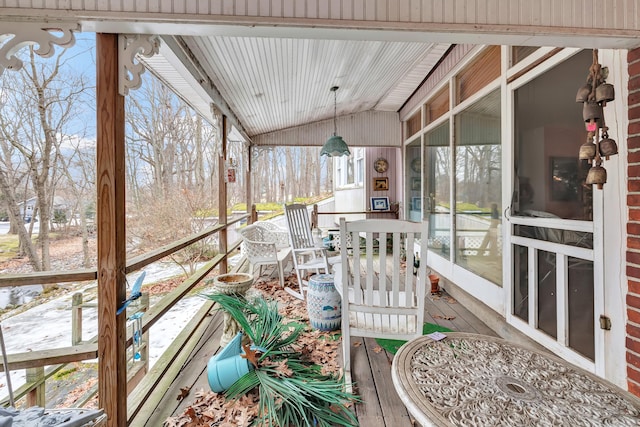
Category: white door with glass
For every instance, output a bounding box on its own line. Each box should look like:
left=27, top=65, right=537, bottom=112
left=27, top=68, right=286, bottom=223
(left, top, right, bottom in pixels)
left=507, top=49, right=604, bottom=373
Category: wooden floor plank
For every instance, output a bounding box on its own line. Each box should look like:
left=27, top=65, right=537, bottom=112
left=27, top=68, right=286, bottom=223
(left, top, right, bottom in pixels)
left=427, top=291, right=476, bottom=332
left=439, top=292, right=498, bottom=336
left=363, top=338, right=414, bottom=426
left=349, top=336, right=384, bottom=421
left=169, top=313, right=225, bottom=418
left=144, top=311, right=223, bottom=426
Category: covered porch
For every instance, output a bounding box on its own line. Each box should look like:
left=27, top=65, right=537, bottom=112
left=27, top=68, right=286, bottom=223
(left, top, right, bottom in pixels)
left=2, top=2, right=640, bottom=426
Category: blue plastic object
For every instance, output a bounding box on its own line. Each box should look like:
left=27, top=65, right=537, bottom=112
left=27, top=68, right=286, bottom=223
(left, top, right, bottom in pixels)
left=207, top=333, right=254, bottom=393
left=117, top=271, right=146, bottom=315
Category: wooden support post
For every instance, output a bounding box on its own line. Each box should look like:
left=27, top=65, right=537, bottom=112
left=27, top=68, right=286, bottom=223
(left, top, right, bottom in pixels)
left=96, top=33, right=127, bottom=427
left=246, top=145, right=252, bottom=222
left=311, top=204, right=319, bottom=229
left=251, top=204, right=257, bottom=224
left=26, top=366, right=45, bottom=407
left=219, top=115, right=228, bottom=273
left=140, top=293, right=150, bottom=371
left=71, top=292, right=83, bottom=345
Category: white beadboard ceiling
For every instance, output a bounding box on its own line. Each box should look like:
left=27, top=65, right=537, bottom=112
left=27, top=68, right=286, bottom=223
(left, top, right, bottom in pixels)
left=154, top=34, right=449, bottom=140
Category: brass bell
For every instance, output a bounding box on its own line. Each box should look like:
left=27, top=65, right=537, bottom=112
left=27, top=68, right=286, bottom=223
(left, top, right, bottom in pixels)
left=576, top=83, right=592, bottom=103
left=596, top=83, right=615, bottom=104
left=586, top=164, right=607, bottom=189
left=599, top=135, right=618, bottom=159
left=579, top=141, right=597, bottom=160
left=583, top=101, right=603, bottom=125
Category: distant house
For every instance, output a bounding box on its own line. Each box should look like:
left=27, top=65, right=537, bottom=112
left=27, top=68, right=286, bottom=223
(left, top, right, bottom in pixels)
left=16, top=196, right=70, bottom=223
left=17, top=197, right=37, bottom=222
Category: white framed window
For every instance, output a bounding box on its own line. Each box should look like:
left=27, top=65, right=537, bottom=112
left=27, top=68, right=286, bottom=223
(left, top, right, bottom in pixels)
left=335, top=147, right=363, bottom=189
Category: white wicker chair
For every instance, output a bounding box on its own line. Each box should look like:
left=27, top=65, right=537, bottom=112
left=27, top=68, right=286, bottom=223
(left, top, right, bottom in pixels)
left=253, top=221, right=290, bottom=249
left=239, top=224, right=292, bottom=287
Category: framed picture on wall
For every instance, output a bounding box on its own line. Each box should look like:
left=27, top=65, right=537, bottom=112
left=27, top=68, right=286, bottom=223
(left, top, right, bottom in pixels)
left=373, top=177, right=389, bottom=191
left=411, top=177, right=421, bottom=191
left=411, top=197, right=422, bottom=211
left=370, top=197, right=390, bottom=211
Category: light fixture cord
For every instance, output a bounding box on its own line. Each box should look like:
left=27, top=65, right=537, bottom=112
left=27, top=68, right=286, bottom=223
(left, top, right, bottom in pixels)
left=333, top=89, right=337, bottom=136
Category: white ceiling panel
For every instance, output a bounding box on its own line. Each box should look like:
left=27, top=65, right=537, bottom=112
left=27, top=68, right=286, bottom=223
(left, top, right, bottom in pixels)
left=179, top=35, right=449, bottom=137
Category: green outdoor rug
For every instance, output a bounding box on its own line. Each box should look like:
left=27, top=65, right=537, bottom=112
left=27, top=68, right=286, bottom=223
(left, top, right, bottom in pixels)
left=375, top=323, right=453, bottom=354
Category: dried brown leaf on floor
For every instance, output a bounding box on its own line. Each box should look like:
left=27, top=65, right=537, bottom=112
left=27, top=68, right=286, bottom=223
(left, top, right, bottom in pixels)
left=446, top=297, right=457, bottom=304
left=373, top=346, right=383, bottom=353
left=431, top=295, right=441, bottom=300
left=166, top=271, right=349, bottom=426
left=432, top=314, right=456, bottom=321
left=177, top=386, right=191, bottom=401
left=353, top=341, right=362, bottom=347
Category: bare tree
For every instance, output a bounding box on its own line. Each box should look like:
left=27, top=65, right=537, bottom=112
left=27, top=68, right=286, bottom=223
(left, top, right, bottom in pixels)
left=0, top=45, right=90, bottom=271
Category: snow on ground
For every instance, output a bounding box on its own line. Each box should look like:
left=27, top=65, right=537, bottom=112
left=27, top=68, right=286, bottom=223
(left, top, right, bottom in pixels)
left=0, top=261, right=214, bottom=401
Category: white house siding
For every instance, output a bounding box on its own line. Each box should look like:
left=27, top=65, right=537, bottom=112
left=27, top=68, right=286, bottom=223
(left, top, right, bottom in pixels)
left=252, top=110, right=401, bottom=147
left=2, top=1, right=640, bottom=51
left=1, top=0, right=640, bottom=34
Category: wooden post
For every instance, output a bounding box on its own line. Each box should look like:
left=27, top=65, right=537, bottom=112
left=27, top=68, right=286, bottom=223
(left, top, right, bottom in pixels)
left=140, top=293, right=150, bottom=371
left=219, top=115, right=228, bottom=273
left=26, top=366, right=45, bottom=407
left=251, top=204, right=258, bottom=224
left=311, top=204, right=319, bottom=229
left=96, top=33, right=127, bottom=427
left=246, top=145, right=252, bottom=222
left=71, top=292, right=83, bottom=345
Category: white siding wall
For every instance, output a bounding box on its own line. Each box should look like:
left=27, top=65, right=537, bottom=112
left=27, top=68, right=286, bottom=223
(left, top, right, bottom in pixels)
left=3, top=0, right=640, bottom=52
left=3, top=0, right=639, bottom=33
left=252, top=110, right=400, bottom=147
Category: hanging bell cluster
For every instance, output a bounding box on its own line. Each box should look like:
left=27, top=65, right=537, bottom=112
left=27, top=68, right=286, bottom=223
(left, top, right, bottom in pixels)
left=577, top=49, right=617, bottom=190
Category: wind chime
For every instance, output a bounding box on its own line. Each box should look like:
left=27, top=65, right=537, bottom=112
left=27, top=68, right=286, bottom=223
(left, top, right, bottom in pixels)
left=577, top=49, right=617, bottom=189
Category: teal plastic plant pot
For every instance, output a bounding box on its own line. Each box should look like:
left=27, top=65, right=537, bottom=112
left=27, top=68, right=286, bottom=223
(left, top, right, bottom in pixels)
left=207, top=332, right=254, bottom=393
left=207, top=353, right=254, bottom=393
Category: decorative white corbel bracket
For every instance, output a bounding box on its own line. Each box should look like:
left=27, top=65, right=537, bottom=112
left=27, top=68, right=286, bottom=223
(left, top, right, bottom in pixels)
left=252, top=145, right=273, bottom=164
left=118, top=34, right=160, bottom=96
left=0, top=22, right=78, bottom=76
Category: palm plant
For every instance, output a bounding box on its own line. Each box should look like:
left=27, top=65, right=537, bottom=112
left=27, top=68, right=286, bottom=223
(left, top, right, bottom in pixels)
left=205, top=293, right=359, bottom=427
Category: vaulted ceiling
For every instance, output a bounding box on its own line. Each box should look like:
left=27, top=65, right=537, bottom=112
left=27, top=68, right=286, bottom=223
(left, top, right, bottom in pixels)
left=142, top=33, right=451, bottom=143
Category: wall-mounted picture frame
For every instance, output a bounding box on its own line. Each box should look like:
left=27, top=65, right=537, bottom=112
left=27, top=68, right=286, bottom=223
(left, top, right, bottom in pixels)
left=371, top=196, right=390, bottom=211
left=411, top=177, right=421, bottom=191
left=373, top=177, right=389, bottom=191
left=411, top=196, right=422, bottom=211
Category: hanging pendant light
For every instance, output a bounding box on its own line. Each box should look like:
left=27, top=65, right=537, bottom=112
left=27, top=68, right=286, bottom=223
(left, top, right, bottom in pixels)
left=320, top=86, right=350, bottom=157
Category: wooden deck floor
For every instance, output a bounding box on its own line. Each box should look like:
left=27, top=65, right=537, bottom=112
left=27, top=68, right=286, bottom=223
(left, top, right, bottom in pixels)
left=148, top=274, right=497, bottom=427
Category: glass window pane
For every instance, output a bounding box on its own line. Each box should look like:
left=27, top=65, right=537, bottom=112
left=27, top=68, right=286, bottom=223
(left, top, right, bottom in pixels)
left=406, top=137, right=421, bottom=222
left=513, top=225, right=593, bottom=249
left=454, top=90, right=502, bottom=285
left=513, top=244, right=529, bottom=322
left=568, top=257, right=594, bottom=360
left=425, top=122, right=451, bottom=259
left=514, top=50, right=592, bottom=220
left=347, top=152, right=354, bottom=184
left=537, top=250, right=557, bottom=339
